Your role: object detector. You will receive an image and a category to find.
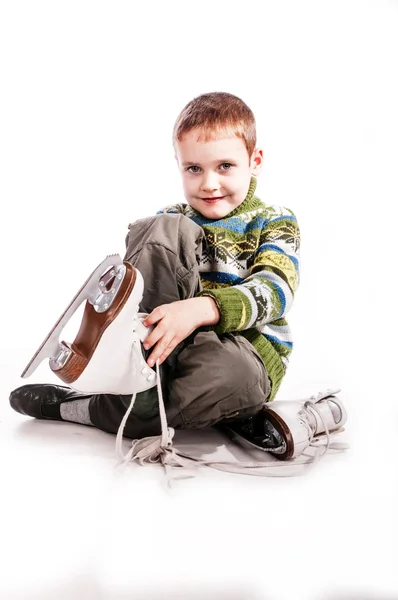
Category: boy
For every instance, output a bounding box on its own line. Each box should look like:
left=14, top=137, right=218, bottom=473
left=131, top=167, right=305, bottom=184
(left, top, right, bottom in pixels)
left=10, top=92, right=303, bottom=454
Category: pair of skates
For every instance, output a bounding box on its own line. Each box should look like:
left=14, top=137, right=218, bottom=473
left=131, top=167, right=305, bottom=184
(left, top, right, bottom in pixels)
left=21, top=255, right=348, bottom=476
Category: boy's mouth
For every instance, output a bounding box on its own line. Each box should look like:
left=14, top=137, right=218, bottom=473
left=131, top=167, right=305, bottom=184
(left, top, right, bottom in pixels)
left=202, top=196, right=225, bottom=204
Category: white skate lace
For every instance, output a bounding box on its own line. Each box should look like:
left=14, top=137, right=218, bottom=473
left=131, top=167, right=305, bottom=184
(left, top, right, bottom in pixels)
left=301, top=400, right=349, bottom=457
left=115, top=362, right=348, bottom=485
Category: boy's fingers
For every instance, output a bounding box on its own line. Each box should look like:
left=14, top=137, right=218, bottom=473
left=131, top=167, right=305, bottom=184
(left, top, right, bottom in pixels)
left=144, top=329, right=161, bottom=350
left=143, top=314, right=155, bottom=327
left=144, top=321, right=170, bottom=350
left=157, top=341, right=177, bottom=365
left=143, top=306, right=165, bottom=327
left=147, top=336, right=175, bottom=367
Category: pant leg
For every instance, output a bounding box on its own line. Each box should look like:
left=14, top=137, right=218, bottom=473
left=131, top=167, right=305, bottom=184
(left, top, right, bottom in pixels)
left=166, top=331, right=271, bottom=429
left=123, top=213, right=206, bottom=312
left=89, top=213, right=206, bottom=434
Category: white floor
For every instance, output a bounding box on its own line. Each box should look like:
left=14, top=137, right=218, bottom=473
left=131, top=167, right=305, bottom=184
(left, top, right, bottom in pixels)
left=1, top=346, right=397, bottom=600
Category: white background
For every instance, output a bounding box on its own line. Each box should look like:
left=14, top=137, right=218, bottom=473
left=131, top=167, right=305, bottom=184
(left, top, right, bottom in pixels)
left=1, top=1, right=397, bottom=599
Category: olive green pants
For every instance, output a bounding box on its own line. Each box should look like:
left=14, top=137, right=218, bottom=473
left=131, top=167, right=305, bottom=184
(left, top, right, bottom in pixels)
left=89, top=214, right=270, bottom=439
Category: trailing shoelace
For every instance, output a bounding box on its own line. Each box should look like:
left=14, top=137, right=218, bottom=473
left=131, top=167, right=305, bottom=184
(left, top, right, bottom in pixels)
left=301, top=400, right=349, bottom=458
left=114, top=360, right=348, bottom=485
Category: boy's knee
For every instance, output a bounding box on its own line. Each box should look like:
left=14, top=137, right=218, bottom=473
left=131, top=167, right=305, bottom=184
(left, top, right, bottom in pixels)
left=167, top=332, right=270, bottom=428
left=125, top=213, right=204, bottom=257
left=226, top=335, right=270, bottom=397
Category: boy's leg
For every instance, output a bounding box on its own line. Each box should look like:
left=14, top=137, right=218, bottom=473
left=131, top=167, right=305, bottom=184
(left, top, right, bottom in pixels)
left=123, top=213, right=206, bottom=314
left=165, top=331, right=271, bottom=429
left=89, top=213, right=271, bottom=436
left=88, top=213, right=207, bottom=435
left=10, top=213, right=205, bottom=434
left=88, top=331, right=270, bottom=438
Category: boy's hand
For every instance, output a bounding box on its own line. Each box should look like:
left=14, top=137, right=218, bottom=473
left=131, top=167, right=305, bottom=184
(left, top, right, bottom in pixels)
left=142, top=297, right=220, bottom=367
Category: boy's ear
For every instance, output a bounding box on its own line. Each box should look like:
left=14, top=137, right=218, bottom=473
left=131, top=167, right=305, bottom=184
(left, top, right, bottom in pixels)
left=251, top=148, right=263, bottom=175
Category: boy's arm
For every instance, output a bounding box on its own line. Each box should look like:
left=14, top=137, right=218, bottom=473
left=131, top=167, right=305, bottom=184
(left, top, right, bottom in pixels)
left=198, top=209, right=300, bottom=334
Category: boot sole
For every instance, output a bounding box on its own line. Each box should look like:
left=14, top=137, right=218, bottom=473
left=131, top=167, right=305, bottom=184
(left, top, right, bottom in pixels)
left=262, top=406, right=295, bottom=460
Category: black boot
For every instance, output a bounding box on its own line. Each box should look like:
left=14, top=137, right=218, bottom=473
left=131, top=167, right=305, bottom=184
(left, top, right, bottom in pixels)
left=220, top=411, right=286, bottom=452
left=9, top=384, right=93, bottom=421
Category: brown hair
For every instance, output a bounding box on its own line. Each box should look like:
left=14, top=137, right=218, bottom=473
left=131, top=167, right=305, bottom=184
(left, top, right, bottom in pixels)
left=173, top=92, right=257, bottom=157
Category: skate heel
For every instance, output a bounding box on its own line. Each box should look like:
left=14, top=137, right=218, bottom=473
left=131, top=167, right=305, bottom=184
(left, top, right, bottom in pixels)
left=21, top=255, right=144, bottom=390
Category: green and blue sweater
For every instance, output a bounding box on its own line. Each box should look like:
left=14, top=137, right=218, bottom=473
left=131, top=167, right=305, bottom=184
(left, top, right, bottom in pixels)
left=158, top=177, right=300, bottom=401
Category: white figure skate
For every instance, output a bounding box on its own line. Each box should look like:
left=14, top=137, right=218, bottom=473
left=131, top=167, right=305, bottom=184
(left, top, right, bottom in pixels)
left=21, top=254, right=157, bottom=395
left=225, top=388, right=347, bottom=460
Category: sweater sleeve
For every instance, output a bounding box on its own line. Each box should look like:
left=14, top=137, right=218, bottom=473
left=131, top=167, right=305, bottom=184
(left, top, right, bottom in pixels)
left=198, top=209, right=300, bottom=334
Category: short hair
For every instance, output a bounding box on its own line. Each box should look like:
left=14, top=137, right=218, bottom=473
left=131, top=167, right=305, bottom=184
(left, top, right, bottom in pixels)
left=173, top=92, right=257, bottom=157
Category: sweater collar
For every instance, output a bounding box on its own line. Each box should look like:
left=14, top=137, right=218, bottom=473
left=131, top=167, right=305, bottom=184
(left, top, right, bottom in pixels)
left=227, top=176, right=260, bottom=217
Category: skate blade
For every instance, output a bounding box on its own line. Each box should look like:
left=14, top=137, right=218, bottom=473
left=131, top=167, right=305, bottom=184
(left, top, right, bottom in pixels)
left=21, top=254, right=123, bottom=378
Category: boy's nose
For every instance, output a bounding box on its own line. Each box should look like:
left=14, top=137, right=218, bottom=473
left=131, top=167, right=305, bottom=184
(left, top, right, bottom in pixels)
left=200, top=172, right=220, bottom=193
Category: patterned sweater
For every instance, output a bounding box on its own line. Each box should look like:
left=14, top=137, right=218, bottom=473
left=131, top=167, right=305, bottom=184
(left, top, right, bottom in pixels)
left=157, top=177, right=300, bottom=401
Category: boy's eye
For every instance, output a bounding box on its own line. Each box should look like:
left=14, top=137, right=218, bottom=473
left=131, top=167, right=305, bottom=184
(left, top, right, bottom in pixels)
left=186, top=163, right=233, bottom=173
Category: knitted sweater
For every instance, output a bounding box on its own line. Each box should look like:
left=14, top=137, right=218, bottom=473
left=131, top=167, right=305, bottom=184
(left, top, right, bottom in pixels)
left=157, top=177, right=300, bottom=401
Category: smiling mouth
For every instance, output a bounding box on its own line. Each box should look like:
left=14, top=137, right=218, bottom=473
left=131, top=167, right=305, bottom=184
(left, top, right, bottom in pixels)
left=202, top=196, right=225, bottom=203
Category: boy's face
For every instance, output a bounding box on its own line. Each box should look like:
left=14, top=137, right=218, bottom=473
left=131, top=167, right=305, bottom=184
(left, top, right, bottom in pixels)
left=175, top=129, right=263, bottom=219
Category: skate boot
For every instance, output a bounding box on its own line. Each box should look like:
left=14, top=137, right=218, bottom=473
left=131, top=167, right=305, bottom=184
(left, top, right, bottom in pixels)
left=21, top=254, right=157, bottom=396
left=224, top=388, right=347, bottom=460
